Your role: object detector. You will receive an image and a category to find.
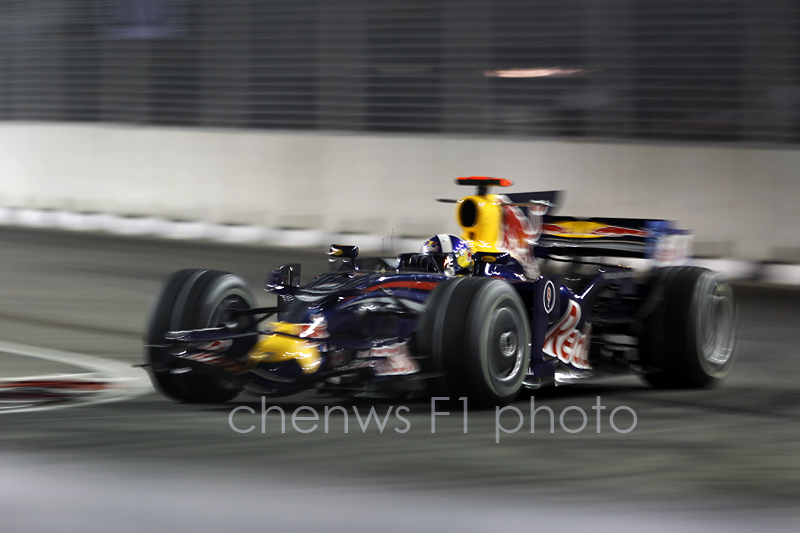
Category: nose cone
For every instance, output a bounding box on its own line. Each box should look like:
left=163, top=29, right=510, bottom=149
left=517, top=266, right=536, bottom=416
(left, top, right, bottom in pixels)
left=248, top=322, right=323, bottom=375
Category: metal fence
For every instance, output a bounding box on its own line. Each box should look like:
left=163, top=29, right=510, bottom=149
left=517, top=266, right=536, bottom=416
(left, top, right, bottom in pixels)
left=0, top=0, right=798, bottom=144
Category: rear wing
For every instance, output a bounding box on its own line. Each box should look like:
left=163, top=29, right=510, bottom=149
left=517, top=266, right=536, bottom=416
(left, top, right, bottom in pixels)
left=536, top=216, right=693, bottom=266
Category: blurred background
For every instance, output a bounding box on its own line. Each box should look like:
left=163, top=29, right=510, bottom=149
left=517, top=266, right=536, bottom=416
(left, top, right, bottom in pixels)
left=0, top=0, right=798, bottom=260
left=3, top=0, right=800, bottom=139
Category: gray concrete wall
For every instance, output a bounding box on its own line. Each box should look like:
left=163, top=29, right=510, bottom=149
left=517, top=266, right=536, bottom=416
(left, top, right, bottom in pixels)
left=1, top=123, right=798, bottom=260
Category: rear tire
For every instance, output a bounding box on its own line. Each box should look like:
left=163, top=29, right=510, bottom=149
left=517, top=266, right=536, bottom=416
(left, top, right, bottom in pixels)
left=145, top=269, right=257, bottom=403
left=416, top=277, right=531, bottom=407
left=640, top=267, right=736, bottom=388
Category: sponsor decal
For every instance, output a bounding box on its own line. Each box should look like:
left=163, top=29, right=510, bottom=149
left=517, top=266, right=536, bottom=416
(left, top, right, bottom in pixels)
left=371, top=342, right=420, bottom=376
left=543, top=220, right=648, bottom=239
left=543, top=280, right=556, bottom=314
left=342, top=296, right=426, bottom=313
left=653, top=233, right=693, bottom=266
left=543, top=300, right=591, bottom=369
left=298, top=314, right=329, bottom=339
left=498, top=195, right=547, bottom=279
left=197, top=339, right=232, bottom=352
left=337, top=342, right=421, bottom=376
left=180, top=338, right=251, bottom=374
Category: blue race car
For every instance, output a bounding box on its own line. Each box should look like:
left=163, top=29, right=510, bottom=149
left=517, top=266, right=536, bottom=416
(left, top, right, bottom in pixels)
left=144, top=177, right=736, bottom=406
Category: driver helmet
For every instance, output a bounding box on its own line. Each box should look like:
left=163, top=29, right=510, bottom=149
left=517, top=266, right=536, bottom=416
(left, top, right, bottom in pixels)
left=421, top=234, right=474, bottom=276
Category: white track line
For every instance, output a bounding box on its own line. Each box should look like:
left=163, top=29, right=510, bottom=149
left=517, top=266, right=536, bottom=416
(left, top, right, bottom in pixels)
left=0, top=340, right=152, bottom=415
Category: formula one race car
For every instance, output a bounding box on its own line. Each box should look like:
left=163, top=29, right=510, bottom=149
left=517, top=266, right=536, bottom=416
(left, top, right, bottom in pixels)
left=144, top=177, right=736, bottom=406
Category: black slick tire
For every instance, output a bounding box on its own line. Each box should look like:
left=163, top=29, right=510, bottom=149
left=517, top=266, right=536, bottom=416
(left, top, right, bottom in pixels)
left=145, top=269, right=257, bottom=403
left=416, top=277, right=531, bottom=407
left=640, top=266, right=736, bottom=388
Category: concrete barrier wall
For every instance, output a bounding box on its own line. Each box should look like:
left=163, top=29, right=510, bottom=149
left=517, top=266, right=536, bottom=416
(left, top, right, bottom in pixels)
left=1, top=122, right=798, bottom=261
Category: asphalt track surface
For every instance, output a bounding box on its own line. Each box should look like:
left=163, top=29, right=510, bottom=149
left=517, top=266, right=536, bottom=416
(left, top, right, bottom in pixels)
left=0, top=227, right=798, bottom=532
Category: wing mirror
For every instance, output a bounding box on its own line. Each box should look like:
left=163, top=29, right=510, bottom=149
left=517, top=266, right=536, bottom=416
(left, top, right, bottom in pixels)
left=266, top=263, right=301, bottom=292
left=328, top=244, right=359, bottom=271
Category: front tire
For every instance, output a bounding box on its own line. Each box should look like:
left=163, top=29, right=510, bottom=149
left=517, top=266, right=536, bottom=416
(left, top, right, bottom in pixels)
left=145, top=269, right=257, bottom=403
left=416, top=277, right=531, bottom=407
left=640, top=266, right=736, bottom=388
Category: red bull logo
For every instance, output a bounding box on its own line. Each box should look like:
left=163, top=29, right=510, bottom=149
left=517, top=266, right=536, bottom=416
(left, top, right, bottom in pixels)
left=542, top=221, right=648, bottom=239
left=498, top=195, right=547, bottom=278
left=543, top=300, right=592, bottom=370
